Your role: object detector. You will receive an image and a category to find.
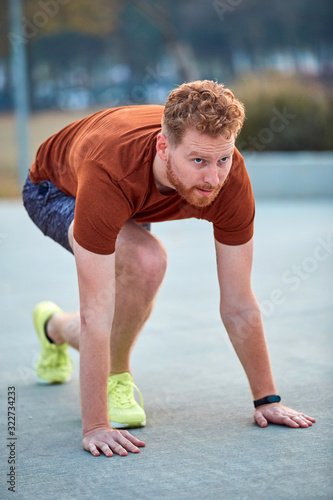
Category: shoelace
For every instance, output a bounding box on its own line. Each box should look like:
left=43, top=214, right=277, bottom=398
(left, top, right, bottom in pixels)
left=40, top=347, right=72, bottom=372
left=108, top=379, right=144, bottom=408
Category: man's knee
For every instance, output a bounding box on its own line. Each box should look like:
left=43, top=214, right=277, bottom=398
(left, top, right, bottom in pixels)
left=135, top=236, right=167, bottom=284
left=116, top=230, right=167, bottom=289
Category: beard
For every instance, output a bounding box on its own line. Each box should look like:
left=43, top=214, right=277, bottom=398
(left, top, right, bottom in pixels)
left=165, top=158, right=223, bottom=208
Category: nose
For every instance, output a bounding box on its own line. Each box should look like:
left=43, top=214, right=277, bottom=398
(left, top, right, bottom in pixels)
left=203, top=166, right=219, bottom=187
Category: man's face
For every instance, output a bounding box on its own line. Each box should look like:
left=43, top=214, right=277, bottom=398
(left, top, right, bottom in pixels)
left=165, top=128, right=235, bottom=208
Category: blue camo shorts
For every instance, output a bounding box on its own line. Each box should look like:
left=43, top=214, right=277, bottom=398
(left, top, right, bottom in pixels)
left=22, top=174, right=76, bottom=253
left=22, top=173, right=151, bottom=254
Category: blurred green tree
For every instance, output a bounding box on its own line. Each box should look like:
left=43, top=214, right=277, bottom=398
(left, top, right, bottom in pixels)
left=1, top=0, right=121, bottom=57
left=1, top=0, right=332, bottom=76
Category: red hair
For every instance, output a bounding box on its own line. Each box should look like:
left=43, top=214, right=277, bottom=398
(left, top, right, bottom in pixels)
left=163, top=80, right=245, bottom=145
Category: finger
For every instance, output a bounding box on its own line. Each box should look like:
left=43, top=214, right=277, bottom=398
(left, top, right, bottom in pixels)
left=84, top=442, right=100, bottom=457
left=254, top=411, right=268, bottom=428
left=119, top=430, right=146, bottom=447
left=296, top=416, right=313, bottom=427
left=116, top=436, right=141, bottom=454
left=290, top=416, right=310, bottom=428
left=298, top=420, right=311, bottom=428
left=112, top=432, right=141, bottom=453
left=300, top=413, right=316, bottom=423
left=95, top=442, right=114, bottom=457
left=108, top=441, right=128, bottom=456
left=281, top=416, right=300, bottom=428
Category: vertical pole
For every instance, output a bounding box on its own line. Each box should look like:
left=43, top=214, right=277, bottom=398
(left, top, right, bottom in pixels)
left=8, top=0, right=30, bottom=186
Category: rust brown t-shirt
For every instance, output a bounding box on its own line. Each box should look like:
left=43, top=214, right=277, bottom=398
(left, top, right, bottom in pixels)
left=30, top=105, right=255, bottom=254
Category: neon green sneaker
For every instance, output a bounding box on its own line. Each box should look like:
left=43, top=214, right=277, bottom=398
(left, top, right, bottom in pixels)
left=33, top=301, right=74, bottom=384
left=107, top=372, right=146, bottom=428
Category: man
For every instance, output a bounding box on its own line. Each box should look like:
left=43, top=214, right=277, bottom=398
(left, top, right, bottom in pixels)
left=23, top=80, right=315, bottom=458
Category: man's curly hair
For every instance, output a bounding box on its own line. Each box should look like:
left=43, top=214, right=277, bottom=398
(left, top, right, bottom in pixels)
left=162, top=80, right=245, bottom=146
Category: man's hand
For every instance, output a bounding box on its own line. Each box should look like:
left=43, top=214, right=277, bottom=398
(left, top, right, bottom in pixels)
left=83, top=426, right=146, bottom=457
left=254, top=403, right=316, bottom=428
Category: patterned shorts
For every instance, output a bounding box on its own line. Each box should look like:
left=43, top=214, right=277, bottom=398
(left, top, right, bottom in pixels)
left=22, top=173, right=150, bottom=254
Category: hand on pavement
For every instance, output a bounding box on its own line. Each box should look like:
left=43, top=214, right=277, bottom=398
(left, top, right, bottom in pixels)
left=254, top=403, right=316, bottom=428
left=83, top=427, right=146, bottom=457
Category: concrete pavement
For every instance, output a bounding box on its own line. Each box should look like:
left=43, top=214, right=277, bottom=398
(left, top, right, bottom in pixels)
left=0, top=199, right=332, bottom=500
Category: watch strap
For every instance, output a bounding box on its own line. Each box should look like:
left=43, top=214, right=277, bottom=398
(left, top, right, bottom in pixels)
left=253, top=395, right=281, bottom=408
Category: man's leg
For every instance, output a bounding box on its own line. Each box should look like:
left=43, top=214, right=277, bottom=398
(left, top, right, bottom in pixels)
left=23, top=174, right=165, bottom=424
left=110, top=220, right=167, bottom=374
left=47, top=219, right=167, bottom=427
left=48, top=219, right=167, bottom=375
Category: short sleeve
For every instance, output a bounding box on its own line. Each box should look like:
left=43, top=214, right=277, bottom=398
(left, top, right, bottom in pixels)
left=73, top=161, right=132, bottom=254
left=212, top=149, right=255, bottom=246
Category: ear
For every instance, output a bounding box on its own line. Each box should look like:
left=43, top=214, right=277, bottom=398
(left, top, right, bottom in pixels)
left=156, top=133, right=169, bottom=162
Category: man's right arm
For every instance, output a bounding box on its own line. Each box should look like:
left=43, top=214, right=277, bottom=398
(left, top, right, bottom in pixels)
left=73, top=238, right=145, bottom=457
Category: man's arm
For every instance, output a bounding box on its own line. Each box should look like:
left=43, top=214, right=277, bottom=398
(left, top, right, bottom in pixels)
left=73, top=238, right=145, bottom=456
left=215, top=237, right=315, bottom=428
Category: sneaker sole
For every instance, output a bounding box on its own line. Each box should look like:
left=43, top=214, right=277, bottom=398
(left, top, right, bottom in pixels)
left=34, top=374, right=72, bottom=385
left=110, top=420, right=146, bottom=429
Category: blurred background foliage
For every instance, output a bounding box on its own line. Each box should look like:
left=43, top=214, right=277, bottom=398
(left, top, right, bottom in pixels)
left=234, top=73, right=333, bottom=151
left=0, top=0, right=332, bottom=194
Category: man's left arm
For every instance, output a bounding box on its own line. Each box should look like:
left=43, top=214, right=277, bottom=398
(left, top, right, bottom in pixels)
left=215, top=237, right=316, bottom=428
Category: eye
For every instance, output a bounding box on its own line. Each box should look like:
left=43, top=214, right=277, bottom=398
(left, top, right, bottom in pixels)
left=220, top=157, right=229, bottom=163
left=194, top=158, right=203, bottom=164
